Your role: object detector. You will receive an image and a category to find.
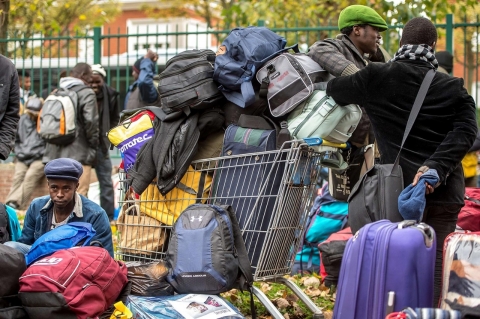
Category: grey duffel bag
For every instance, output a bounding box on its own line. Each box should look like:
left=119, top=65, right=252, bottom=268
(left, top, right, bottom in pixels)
left=256, top=52, right=328, bottom=117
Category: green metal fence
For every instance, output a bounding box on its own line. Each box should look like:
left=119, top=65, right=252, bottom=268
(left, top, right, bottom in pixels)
left=1, top=13, right=479, bottom=161
left=2, top=13, right=479, bottom=107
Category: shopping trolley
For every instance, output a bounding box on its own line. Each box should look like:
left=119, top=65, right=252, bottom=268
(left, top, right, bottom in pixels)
left=116, top=137, right=349, bottom=319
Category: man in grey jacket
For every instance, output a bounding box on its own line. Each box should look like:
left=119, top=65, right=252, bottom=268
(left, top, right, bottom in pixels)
left=43, top=63, right=99, bottom=196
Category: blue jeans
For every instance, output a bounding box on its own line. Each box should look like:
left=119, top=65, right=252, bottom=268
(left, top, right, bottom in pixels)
left=96, top=148, right=115, bottom=220
left=4, top=241, right=31, bottom=254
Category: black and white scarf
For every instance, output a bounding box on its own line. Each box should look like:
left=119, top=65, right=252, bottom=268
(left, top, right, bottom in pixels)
left=389, top=44, right=438, bottom=69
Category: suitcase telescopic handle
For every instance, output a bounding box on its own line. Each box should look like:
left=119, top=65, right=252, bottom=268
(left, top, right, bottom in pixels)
left=398, top=221, right=435, bottom=248
left=397, top=220, right=417, bottom=229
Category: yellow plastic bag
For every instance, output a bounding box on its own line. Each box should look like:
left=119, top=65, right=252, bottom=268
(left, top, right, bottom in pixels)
left=139, top=169, right=212, bottom=225
left=110, top=301, right=132, bottom=319
left=462, top=152, right=477, bottom=178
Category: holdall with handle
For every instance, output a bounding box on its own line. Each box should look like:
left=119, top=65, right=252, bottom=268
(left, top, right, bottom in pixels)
left=19, top=246, right=128, bottom=319
left=213, top=26, right=288, bottom=108
left=286, top=89, right=362, bottom=144
left=158, top=49, right=224, bottom=113
left=256, top=51, right=328, bottom=117
left=333, top=220, right=436, bottom=319
left=347, top=69, right=436, bottom=234
left=25, top=221, right=96, bottom=266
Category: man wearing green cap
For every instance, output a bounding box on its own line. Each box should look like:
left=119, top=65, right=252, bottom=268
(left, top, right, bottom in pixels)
left=308, top=4, right=388, bottom=147
left=307, top=5, right=388, bottom=201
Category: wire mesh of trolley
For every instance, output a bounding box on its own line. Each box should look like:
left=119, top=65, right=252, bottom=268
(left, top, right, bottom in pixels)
left=115, top=137, right=349, bottom=319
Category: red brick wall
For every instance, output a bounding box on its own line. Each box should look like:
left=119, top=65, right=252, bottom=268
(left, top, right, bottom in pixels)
left=0, top=163, right=49, bottom=206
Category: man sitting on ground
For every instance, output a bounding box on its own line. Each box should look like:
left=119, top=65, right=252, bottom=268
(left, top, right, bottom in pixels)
left=5, top=158, right=113, bottom=256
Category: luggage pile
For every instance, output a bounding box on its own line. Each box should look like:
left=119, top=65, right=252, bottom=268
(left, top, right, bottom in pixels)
left=109, top=25, right=365, bottom=319
left=111, top=25, right=363, bottom=264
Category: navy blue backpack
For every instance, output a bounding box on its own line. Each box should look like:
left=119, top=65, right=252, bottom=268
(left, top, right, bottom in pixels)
left=213, top=27, right=287, bottom=108
left=25, top=222, right=96, bottom=266
left=166, top=204, right=253, bottom=295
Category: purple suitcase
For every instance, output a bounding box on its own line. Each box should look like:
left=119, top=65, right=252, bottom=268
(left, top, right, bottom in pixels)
left=333, top=220, right=436, bottom=319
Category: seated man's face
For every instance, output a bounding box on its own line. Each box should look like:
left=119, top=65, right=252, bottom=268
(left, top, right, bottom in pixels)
left=47, top=179, right=78, bottom=209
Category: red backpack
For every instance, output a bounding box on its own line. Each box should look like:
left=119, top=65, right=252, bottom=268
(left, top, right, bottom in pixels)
left=19, top=246, right=128, bottom=319
left=457, top=187, right=480, bottom=232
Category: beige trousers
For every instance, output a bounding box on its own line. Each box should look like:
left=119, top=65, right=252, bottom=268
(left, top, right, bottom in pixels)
left=77, top=165, right=92, bottom=196
left=6, top=160, right=45, bottom=209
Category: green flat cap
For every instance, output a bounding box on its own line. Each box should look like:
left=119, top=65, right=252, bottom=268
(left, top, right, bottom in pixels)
left=338, top=5, right=388, bottom=32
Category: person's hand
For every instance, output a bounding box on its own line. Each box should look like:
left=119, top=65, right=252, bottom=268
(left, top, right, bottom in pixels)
left=145, top=49, right=158, bottom=62
left=412, top=172, right=435, bottom=195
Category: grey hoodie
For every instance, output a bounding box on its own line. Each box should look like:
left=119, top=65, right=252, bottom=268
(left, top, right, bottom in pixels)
left=43, top=77, right=99, bottom=165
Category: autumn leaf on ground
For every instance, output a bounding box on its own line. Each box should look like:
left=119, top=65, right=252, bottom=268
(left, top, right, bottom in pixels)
left=319, top=285, right=330, bottom=292
left=292, top=302, right=304, bottom=317
left=261, top=283, right=271, bottom=293
left=304, top=287, right=322, bottom=297
left=323, top=311, right=333, bottom=319
left=273, top=298, right=290, bottom=309
left=285, top=293, right=299, bottom=303
left=303, top=277, right=320, bottom=288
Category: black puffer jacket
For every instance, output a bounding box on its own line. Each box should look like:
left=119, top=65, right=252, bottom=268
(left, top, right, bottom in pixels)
left=327, top=60, right=478, bottom=206
left=14, top=113, right=45, bottom=165
left=0, top=56, right=20, bottom=159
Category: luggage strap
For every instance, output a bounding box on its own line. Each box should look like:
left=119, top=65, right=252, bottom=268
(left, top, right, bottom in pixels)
left=221, top=205, right=256, bottom=319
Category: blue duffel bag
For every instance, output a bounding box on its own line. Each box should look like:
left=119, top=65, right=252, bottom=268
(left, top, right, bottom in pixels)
left=25, top=222, right=96, bottom=266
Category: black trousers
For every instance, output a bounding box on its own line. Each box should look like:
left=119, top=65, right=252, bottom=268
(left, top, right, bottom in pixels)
left=421, top=204, right=462, bottom=306
left=95, top=147, right=115, bottom=220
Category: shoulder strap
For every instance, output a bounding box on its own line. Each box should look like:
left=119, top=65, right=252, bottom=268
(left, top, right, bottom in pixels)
left=68, top=84, right=89, bottom=93
left=221, top=205, right=253, bottom=287
left=221, top=205, right=256, bottom=319
left=392, top=69, right=435, bottom=171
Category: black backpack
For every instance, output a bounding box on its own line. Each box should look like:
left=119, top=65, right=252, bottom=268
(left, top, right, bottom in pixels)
left=0, top=204, right=10, bottom=244
left=157, top=49, right=224, bottom=114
